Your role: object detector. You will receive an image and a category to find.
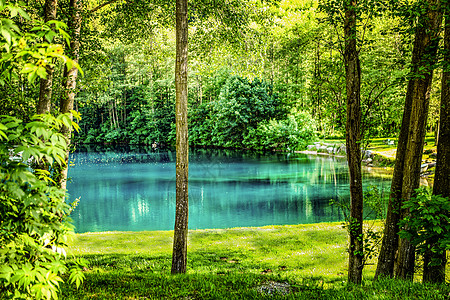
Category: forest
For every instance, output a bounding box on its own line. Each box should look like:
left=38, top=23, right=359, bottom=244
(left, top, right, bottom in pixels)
left=0, top=0, right=449, bottom=299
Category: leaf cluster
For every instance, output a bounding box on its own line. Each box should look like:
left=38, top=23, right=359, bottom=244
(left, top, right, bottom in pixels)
left=0, top=0, right=81, bottom=86
left=0, top=113, right=85, bottom=299
left=399, top=188, right=450, bottom=265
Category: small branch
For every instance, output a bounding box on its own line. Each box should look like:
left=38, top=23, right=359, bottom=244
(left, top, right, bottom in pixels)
left=89, top=0, right=120, bottom=13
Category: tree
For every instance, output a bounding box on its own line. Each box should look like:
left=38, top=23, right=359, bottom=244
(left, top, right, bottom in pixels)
left=58, top=0, right=82, bottom=190
left=376, top=0, right=443, bottom=280
left=37, top=0, right=58, bottom=114
left=423, top=2, right=450, bottom=282
left=171, top=0, right=189, bottom=274
left=343, top=0, right=364, bottom=285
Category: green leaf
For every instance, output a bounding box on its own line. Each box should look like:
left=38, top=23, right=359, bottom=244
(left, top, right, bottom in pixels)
left=36, top=66, right=47, bottom=79
left=27, top=71, right=37, bottom=84
left=1, top=28, right=11, bottom=44
left=44, top=30, right=56, bottom=43
left=20, top=63, right=37, bottom=74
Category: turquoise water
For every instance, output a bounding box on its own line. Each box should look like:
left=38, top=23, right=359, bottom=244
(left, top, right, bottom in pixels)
left=67, top=146, right=391, bottom=233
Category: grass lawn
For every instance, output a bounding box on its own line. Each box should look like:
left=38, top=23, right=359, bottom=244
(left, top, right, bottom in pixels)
left=61, top=223, right=450, bottom=299
left=320, top=136, right=438, bottom=161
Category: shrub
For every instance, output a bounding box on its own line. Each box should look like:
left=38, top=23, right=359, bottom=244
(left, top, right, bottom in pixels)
left=0, top=114, right=84, bottom=299
left=399, top=188, right=450, bottom=267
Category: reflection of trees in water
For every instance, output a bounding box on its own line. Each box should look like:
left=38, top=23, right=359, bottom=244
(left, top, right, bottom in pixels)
left=68, top=147, right=391, bottom=232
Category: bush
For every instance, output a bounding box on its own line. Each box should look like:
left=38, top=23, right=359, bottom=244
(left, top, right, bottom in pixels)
left=190, top=76, right=290, bottom=149
left=243, top=111, right=315, bottom=151
left=399, top=188, right=450, bottom=267
left=0, top=114, right=84, bottom=299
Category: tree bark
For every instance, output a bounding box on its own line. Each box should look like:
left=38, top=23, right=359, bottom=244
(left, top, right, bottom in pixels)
left=171, top=0, right=189, bottom=275
left=424, top=8, right=450, bottom=283
left=58, top=0, right=82, bottom=190
left=376, top=0, right=442, bottom=280
left=37, top=0, right=58, bottom=114
left=395, top=0, right=442, bottom=280
left=375, top=81, right=414, bottom=278
left=344, top=0, right=364, bottom=285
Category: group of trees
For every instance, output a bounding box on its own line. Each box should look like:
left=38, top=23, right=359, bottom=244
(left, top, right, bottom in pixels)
left=54, top=0, right=417, bottom=150
left=1, top=0, right=449, bottom=297
left=318, top=0, right=449, bottom=285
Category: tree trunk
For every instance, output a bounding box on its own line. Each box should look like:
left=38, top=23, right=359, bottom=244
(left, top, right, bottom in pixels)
left=424, top=9, right=450, bottom=283
left=344, top=0, right=364, bottom=285
left=376, top=0, right=442, bottom=280
left=395, top=0, right=442, bottom=280
left=37, top=0, right=58, bottom=114
left=58, top=0, right=82, bottom=190
left=171, top=0, right=189, bottom=275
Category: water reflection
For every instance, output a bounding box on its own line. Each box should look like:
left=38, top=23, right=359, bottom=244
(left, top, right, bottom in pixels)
left=67, top=146, right=391, bottom=233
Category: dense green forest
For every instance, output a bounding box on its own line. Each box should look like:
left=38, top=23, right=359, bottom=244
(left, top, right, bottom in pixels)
left=3, top=0, right=439, bottom=150
left=1, top=0, right=449, bottom=298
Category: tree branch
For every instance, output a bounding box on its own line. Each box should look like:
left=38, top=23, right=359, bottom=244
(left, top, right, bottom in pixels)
left=89, top=0, right=120, bottom=13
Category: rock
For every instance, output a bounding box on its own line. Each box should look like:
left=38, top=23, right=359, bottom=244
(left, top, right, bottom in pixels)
left=257, top=281, right=292, bottom=296
left=367, top=158, right=373, bottom=163
left=336, top=145, right=346, bottom=155
left=307, top=145, right=316, bottom=151
left=317, top=145, right=328, bottom=153
left=327, top=147, right=334, bottom=154
left=364, top=150, right=373, bottom=159
left=384, top=138, right=395, bottom=145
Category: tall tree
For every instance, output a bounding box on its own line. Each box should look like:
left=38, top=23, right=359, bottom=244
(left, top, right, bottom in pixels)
left=171, top=0, right=189, bottom=274
left=376, top=0, right=443, bottom=280
left=37, top=0, right=58, bottom=114
left=58, top=0, right=82, bottom=190
left=343, top=0, right=364, bottom=285
left=423, top=3, right=450, bottom=283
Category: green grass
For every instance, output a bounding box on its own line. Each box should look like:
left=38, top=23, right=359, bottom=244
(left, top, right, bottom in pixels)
left=61, top=223, right=450, bottom=299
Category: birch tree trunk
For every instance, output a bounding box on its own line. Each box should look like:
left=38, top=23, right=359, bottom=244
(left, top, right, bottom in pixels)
left=58, top=0, right=82, bottom=190
left=344, top=0, right=364, bottom=285
left=171, top=0, right=189, bottom=275
left=37, top=0, right=57, bottom=114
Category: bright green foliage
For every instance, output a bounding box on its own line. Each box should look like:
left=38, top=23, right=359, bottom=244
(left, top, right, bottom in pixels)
left=0, top=0, right=80, bottom=119
left=399, top=188, right=450, bottom=266
left=330, top=185, right=387, bottom=267
left=243, top=112, right=316, bottom=151
left=189, top=75, right=314, bottom=150
left=0, top=113, right=85, bottom=299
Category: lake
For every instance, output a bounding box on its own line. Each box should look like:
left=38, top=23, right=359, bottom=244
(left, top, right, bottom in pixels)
left=67, top=145, right=392, bottom=233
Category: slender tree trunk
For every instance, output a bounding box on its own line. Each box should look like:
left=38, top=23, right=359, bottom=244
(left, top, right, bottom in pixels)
left=376, top=0, right=442, bottom=280
left=423, top=9, right=450, bottom=283
left=171, top=0, right=189, bottom=275
left=58, top=0, right=82, bottom=190
left=344, top=0, right=364, bottom=285
left=37, top=0, right=58, bottom=114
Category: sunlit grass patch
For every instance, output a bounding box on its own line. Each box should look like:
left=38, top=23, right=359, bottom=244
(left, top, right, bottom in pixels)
left=62, top=223, right=450, bottom=299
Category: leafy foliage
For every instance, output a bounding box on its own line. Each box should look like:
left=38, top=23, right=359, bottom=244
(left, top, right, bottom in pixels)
left=188, top=75, right=314, bottom=150
left=330, top=185, right=387, bottom=266
left=0, top=114, right=85, bottom=300
left=399, top=188, right=450, bottom=266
